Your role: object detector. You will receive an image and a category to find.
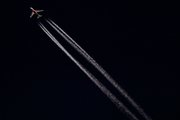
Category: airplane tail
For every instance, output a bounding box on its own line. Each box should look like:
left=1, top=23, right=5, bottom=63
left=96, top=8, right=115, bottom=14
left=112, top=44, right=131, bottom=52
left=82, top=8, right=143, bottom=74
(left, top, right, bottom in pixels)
left=37, top=15, right=42, bottom=19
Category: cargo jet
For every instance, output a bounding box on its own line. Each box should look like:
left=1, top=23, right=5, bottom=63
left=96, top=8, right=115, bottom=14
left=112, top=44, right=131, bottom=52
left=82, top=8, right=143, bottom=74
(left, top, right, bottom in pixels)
left=30, top=7, right=44, bottom=18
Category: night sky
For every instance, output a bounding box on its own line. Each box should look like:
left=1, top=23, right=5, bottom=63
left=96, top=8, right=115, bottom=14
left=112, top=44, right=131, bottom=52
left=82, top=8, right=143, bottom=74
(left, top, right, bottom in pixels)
left=1, top=0, right=179, bottom=120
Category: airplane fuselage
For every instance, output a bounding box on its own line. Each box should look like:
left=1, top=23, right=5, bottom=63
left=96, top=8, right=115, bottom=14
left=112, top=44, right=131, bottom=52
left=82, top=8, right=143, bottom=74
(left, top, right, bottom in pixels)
left=31, top=9, right=38, bottom=15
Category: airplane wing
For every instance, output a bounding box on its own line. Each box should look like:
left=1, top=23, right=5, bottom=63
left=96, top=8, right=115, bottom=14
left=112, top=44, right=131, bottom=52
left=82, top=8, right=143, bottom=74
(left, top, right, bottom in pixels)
left=35, top=10, right=44, bottom=13
left=30, top=12, right=35, bottom=18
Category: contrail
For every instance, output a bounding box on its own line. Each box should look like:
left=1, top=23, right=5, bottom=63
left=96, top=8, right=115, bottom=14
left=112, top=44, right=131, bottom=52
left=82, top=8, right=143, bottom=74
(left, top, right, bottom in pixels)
left=45, top=19, right=152, bottom=120
left=38, top=22, right=139, bottom=120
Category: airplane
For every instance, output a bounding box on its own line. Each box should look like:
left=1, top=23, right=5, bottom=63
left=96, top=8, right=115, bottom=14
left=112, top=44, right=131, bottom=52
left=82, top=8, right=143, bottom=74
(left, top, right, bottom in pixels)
left=30, top=7, right=44, bottom=18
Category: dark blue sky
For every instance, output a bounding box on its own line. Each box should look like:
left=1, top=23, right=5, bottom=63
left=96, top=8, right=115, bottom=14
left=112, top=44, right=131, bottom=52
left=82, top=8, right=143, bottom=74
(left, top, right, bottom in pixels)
left=1, top=0, right=179, bottom=120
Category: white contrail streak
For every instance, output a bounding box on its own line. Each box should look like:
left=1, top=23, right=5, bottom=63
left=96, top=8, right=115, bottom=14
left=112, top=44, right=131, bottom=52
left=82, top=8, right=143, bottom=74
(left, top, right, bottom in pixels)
left=45, top=19, right=152, bottom=120
left=38, top=22, right=139, bottom=120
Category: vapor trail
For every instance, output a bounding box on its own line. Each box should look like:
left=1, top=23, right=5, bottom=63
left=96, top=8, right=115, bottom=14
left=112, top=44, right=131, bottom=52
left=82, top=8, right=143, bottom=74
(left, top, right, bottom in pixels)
left=45, top=19, right=152, bottom=120
left=38, top=22, right=139, bottom=120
